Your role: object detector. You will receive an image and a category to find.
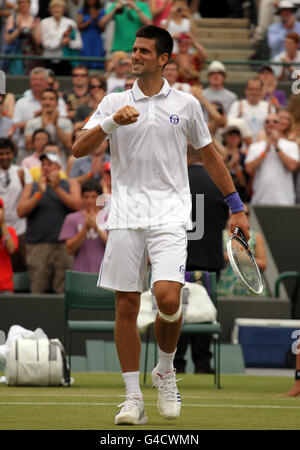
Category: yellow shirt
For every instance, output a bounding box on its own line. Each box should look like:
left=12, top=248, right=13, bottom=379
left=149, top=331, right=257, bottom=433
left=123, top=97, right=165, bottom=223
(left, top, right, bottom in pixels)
left=30, top=167, right=68, bottom=182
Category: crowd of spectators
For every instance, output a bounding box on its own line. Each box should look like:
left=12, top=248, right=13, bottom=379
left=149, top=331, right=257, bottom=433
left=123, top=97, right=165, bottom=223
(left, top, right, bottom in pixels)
left=0, top=0, right=299, bottom=295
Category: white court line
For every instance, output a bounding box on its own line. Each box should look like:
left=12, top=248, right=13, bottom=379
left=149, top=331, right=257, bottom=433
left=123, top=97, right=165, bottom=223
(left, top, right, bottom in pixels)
left=1, top=401, right=300, bottom=410
left=0, top=393, right=298, bottom=401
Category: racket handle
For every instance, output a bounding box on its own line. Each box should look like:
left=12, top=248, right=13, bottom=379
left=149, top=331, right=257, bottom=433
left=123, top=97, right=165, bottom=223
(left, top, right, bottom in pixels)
left=233, top=226, right=248, bottom=243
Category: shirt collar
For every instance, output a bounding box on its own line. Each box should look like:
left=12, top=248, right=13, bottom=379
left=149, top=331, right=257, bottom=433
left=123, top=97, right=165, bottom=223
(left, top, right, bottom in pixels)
left=131, top=78, right=171, bottom=101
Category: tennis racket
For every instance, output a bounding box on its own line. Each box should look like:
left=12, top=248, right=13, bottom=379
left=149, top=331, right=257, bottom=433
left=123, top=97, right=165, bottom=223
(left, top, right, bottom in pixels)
left=227, top=227, right=264, bottom=295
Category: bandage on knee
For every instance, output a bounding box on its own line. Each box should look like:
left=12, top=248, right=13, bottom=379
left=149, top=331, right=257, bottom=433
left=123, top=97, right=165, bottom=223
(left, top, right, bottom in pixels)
left=158, top=304, right=182, bottom=323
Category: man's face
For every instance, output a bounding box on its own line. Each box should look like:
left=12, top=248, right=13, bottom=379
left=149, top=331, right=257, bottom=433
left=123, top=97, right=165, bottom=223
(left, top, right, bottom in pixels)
left=82, top=190, right=99, bottom=212
left=32, top=132, right=49, bottom=154
left=280, top=8, right=293, bottom=22
left=115, top=58, right=132, bottom=76
left=132, top=37, right=167, bottom=78
left=30, top=73, right=48, bottom=94
left=208, top=72, right=225, bottom=87
left=246, top=80, right=262, bottom=104
left=41, top=92, right=58, bottom=112
left=264, top=114, right=279, bottom=133
left=285, top=37, right=297, bottom=53
left=258, top=69, right=274, bottom=85
left=163, top=63, right=178, bottom=84
left=0, top=148, right=14, bottom=170
left=72, top=69, right=89, bottom=88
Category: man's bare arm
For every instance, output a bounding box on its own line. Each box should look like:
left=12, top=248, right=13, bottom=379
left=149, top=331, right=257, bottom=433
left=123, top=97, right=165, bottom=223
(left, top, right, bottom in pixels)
left=72, top=127, right=107, bottom=158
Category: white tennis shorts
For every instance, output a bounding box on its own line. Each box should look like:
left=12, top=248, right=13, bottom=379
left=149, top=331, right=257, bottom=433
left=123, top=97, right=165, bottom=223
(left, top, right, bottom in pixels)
left=98, top=226, right=187, bottom=292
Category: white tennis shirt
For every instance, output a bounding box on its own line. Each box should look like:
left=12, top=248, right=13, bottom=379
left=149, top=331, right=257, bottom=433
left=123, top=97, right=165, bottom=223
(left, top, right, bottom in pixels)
left=84, top=79, right=212, bottom=230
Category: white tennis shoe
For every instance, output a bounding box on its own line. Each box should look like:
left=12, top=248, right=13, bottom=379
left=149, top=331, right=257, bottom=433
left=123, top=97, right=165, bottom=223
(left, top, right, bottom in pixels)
left=115, top=393, right=148, bottom=425
left=151, top=367, right=182, bottom=420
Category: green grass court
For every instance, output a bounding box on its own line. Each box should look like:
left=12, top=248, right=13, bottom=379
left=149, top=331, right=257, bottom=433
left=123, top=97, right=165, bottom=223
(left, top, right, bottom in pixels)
left=0, top=372, right=299, bottom=430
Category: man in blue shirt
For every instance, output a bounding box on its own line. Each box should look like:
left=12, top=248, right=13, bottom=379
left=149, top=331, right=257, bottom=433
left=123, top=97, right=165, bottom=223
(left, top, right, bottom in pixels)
left=267, top=0, right=300, bottom=57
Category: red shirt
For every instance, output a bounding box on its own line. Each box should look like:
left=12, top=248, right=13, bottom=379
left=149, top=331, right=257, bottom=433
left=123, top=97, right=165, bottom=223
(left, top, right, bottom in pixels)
left=0, top=226, right=18, bottom=292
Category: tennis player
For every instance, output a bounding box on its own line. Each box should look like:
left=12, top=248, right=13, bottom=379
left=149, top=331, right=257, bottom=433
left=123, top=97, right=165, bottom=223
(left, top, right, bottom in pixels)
left=72, top=25, right=249, bottom=425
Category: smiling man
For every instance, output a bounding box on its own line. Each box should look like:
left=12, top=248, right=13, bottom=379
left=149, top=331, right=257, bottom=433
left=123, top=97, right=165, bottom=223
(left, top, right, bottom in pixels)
left=72, top=25, right=249, bottom=426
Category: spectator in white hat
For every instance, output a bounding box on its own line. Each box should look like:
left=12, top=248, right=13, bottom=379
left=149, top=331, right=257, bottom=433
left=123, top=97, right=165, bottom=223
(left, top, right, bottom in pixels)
left=202, top=61, right=238, bottom=114
left=267, top=0, right=300, bottom=57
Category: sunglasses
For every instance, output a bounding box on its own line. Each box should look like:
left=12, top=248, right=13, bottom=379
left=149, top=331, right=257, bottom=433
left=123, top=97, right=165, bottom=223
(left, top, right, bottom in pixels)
left=90, top=84, right=101, bottom=89
left=265, top=120, right=278, bottom=124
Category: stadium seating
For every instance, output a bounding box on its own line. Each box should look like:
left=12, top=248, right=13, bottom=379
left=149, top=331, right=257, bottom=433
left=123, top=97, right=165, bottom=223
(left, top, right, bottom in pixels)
left=64, top=270, right=116, bottom=371
left=13, top=271, right=31, bottom=293
left=275, top=271, right=300, bottom=319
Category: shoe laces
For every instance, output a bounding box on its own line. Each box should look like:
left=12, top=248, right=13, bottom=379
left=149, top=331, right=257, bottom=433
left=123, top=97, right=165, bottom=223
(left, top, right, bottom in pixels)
left=155, top=371, right=182, bottom=401
left=117, top=393, right=143, bottom=411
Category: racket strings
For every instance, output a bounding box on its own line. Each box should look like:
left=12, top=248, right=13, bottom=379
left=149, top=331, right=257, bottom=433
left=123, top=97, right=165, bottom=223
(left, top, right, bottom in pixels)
left=231, top=238, right=260, bottom=290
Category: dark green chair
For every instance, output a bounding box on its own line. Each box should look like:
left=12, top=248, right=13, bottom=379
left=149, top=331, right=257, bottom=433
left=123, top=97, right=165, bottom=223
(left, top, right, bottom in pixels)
left=275, top=271, right=300, bottom=318
left=64, top=270, right=116, bottom=370
left=13, top=271, right=31, bottom=293
left=143, top=271, right=222, bottom=388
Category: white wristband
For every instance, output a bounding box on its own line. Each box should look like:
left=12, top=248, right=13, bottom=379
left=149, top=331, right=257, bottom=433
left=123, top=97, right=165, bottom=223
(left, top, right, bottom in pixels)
left=100, top=114, right=120, bottom=134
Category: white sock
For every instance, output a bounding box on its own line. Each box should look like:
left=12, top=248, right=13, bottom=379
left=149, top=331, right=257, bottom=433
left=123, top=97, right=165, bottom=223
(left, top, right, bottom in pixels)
left=122, top=371, right=142, bottom=397
left=156, top=348, right=176, bottom=376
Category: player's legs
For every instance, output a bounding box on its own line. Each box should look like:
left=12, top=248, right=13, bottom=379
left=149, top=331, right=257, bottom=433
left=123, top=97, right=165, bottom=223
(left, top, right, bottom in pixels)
left=98, top=230, right=148, bottom=425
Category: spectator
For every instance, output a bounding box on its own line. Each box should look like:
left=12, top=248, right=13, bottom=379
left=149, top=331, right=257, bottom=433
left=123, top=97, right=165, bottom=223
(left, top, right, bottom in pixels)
left=21, top=128, right=50, bottom=170
left=100, top=0, right=152, bottom=53
left=9, top=0, right=39, bottom=16
left=41, top=0, right=83, bottom=75
left=288, top=93, right=300, bottom=146
left=161, top=0, right=194, bottom=54
left=0, top=197, right=18, bottom=294
left=70, top=138, right=109, bottom=185
left=17, top=151, right=82, bottom=293
left=0, top=137, right=32, bottom=272
left=257, top=107, right=293, bottom=141
left=0, top=93, right=13, bottom=137
left=257, top=64, right=287, bottom=108
left=74, top=74, right=107, bottom=128
left=172, top=32, right=207, bottom=85
left=66, top=0, right=83, bottom=21
left=28, top=142, right=68, bottom=182
left=59, top=179, right=107, bottom=272
left=245, top=113, right=299, bottom=205
left=173, top=144, right=228, bottom=374
left=163, top=58, right=192, bottom=92
left=222, top=125, right=250, bottom=202
left=267, top=0, right=300, bottom=57
left=271, top=32, right=300, bottom=80
left=202, top=61, right=238, bottom=114
left=149, top=0, right=172, bottom=27
left=24, top=88, right=73, bottom=169
left=77, top=0, right=106, bottom=70
left=218, top=204, right=268, bottom=296
left=0, top=2, right=15, bottom=55
left=105, top=51, right=132, bottom=94
left=10, top=67, right=67, bottom=163
left=63, top=65, right=90, bottom=122
left=228, top=77, right=275, bottom=142
left=3, top=0, right=41, bottom=75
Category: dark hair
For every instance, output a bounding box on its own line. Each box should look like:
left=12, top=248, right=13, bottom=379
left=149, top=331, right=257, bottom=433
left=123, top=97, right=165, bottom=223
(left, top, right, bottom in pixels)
left=0, top=137, right=15, bottom=152
left=72, top=65, right=88, bottom=75
left=286, top=32, right=300, bottom=45
left=83, top=0, right=101, bottom=12
left=42, top=141, right=60, bottom=151
left=136, top=25, right=173, bottom=60
left=89, top=74, right=107, bottom=92
left=32, top=128, right=51, bottom=143
left=41, top=88, right=59, bottom=101
left=81, top=179, right=102, bottom=195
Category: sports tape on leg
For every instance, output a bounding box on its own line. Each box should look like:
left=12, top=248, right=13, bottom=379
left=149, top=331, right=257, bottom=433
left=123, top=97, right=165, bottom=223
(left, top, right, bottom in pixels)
left=158, top=304, right=182, bottom=323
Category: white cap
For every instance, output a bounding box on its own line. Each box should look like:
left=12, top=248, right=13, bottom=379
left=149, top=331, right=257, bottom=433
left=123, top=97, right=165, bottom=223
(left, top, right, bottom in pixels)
left=276, top=0, right=296, bottom=12
left=207, top=61, right=226, bottom=75
left=40, top=152, right=62, bottom=166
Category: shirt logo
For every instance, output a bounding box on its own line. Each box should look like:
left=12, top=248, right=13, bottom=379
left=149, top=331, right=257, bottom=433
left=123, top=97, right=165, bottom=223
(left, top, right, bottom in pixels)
left=179, top=265, right=185, bottom=274
left=170, top=114, right=179, bottom=125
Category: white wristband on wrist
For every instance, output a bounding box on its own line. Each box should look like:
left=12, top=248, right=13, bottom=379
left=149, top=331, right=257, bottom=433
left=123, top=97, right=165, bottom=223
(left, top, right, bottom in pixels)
left=100, top=114, right=120, bottom=134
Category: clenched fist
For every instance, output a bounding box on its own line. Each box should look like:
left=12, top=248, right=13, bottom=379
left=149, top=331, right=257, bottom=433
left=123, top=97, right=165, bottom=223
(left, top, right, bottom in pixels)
left=113, top=105, right=140, bottom=126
